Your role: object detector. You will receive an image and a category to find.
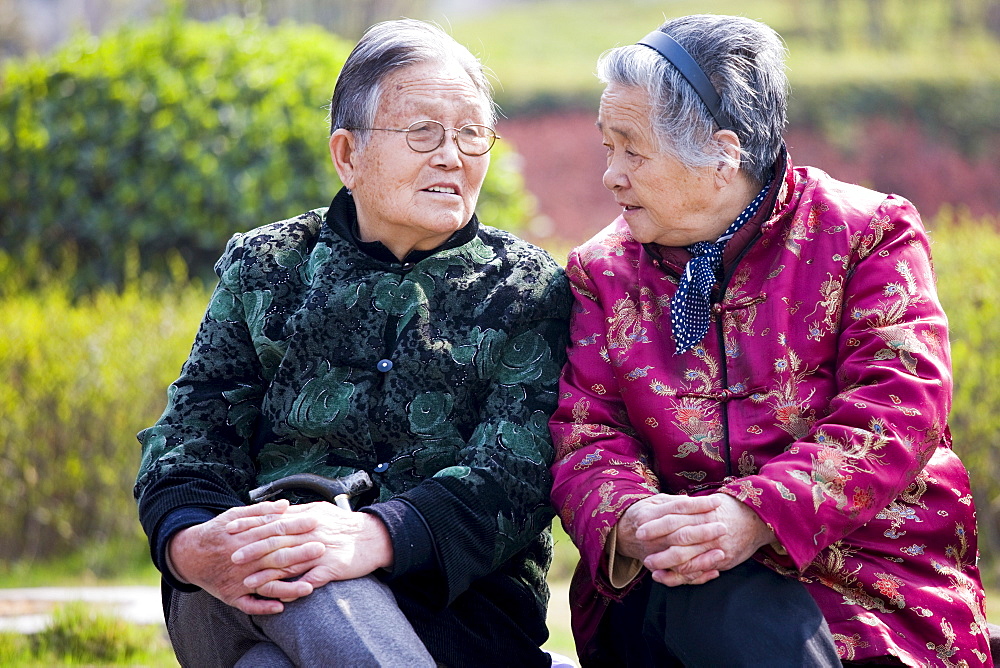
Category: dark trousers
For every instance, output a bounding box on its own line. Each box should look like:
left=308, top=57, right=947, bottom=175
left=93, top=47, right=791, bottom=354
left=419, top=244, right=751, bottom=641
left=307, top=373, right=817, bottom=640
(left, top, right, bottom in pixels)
left=584, top=559, right=843, bottom=667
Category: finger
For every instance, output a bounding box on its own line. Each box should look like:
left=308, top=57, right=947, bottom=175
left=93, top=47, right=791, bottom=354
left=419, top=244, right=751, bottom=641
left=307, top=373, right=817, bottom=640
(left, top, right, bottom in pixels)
left=280, top=501, right=350, bottom=516
left=653, top=568, right=720, bottom=587
left=227, top=512, right=319, bottom=537
left=643, top=543, right=719, bottom=572
left=628, top=494, right=722, bottom=527
left=242, top=547, right=325, bottom=589
left=219, top=499, right=290, bottom=522
left=297, top=565, right=339, bottom=589
left=231, top=593, right=284, bottom=615
left=670, top=548, right=726, bottom=575
left=648, top=493, right=722, bottom=510
left=637, top=518, right=727, bottom=544
left=232, top=535, right=325, bottom=566
left=255, top=577, right=315, bottom=601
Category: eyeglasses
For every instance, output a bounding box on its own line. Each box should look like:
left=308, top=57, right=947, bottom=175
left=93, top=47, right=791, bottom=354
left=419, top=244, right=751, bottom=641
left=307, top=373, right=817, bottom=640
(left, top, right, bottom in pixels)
left=353, top=120, right=499, bottom=156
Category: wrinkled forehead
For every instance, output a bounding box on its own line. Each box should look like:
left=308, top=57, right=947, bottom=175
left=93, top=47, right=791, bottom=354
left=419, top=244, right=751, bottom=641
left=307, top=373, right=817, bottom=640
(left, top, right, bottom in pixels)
left=597, top=82, right=656, bottom=143
left=376, top=60, right=492, bottom=122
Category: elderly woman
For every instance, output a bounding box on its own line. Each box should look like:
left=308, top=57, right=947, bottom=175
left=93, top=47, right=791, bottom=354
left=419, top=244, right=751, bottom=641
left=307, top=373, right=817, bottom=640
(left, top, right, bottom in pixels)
left=550, top=14, right=989, bottom=667
left=134, top=19, right=570, bottom=668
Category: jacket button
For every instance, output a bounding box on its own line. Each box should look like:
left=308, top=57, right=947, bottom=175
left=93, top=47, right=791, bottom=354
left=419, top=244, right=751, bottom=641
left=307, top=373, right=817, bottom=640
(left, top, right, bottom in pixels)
left=377, top=359, right=393, bottom=372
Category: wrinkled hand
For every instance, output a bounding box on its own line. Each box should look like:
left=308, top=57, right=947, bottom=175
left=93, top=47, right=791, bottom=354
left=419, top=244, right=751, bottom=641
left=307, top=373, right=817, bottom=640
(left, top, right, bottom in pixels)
left=226, top=501, right=394, bottom=600
left=168, top=500, right=324, bottom=615
left=616, top=493, right=776, bottom=587
left=615, top=494, right=727, bottom=586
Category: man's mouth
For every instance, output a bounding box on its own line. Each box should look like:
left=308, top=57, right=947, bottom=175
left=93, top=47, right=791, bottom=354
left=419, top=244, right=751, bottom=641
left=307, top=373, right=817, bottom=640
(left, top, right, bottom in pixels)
left=425, top=185, right=458, bottom=195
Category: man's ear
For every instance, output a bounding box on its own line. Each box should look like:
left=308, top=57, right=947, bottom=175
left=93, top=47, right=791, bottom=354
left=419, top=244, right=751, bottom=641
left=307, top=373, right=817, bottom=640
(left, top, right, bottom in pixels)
left=329, top=129, right=358, bottom=189
left=713, top=129, right=742, bottom=187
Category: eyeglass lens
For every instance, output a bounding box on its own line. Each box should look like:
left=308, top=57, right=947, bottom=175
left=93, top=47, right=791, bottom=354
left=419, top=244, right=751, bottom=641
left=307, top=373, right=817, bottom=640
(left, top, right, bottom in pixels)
left=406, top=120, right=496, bottom=155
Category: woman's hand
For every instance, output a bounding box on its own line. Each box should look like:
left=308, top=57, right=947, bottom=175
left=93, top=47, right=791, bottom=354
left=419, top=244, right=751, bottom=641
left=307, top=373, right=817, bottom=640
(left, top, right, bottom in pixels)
left=226, top=501, right=394, bottom=600
left=615, top=493, right=776, bottom=587
left=168, top=500, right=323, bottom=615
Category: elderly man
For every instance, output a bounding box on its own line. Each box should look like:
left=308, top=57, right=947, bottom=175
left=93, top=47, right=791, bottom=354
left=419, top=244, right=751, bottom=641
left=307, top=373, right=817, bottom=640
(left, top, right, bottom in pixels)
left=135, top=19, right=570, bottom=667
left=550, top=13, right=990, bottom=668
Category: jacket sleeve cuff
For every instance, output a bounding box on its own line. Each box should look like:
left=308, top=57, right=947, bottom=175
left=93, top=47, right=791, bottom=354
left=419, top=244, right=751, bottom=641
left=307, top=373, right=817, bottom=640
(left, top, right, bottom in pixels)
left=153, top=507, right=218, bottom=592
left=606, top=524, right=644, bottom=589
left=362, top=498, right=436, bottom=579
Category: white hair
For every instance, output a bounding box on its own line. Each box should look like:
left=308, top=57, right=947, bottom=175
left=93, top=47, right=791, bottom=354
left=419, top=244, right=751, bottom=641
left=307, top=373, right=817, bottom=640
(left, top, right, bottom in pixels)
left=598, top=15, right=788, bottom=184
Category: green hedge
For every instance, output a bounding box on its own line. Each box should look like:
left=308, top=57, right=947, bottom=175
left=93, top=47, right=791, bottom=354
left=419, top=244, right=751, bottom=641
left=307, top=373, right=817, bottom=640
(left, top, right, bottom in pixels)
left=0, top=14, right=535, bottom=291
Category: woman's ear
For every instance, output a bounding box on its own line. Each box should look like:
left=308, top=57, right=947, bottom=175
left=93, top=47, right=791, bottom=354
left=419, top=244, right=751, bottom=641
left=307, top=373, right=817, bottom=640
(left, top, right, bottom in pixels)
left=713, top=129, right=742, bottom=187
left=329, top=129, right=358, bottom=189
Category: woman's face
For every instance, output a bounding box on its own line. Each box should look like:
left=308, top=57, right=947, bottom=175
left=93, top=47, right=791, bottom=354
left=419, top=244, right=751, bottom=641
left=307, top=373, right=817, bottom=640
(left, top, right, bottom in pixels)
left=338, top=60, right=491, bottom=257
left=599, top=82, right=725, bottom=247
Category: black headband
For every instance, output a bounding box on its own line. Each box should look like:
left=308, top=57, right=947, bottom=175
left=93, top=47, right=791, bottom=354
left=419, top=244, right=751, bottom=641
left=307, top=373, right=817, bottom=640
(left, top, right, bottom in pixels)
left=636, top=30, right=733, bottom=130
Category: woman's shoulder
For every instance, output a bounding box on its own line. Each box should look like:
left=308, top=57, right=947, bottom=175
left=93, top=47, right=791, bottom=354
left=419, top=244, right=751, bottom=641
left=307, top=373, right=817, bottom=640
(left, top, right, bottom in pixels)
left=790, top=166, right=921, bottom=230
left=567, top=217, right=642, bottom=271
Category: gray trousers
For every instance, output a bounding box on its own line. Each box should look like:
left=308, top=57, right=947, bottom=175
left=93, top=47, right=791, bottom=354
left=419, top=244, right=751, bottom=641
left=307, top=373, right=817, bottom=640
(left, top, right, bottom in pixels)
left=166, top=575, right=436, bottom=667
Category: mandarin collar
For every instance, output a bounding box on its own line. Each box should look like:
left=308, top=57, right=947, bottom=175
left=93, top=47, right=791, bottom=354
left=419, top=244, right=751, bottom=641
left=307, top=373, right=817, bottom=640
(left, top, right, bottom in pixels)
left=645, top=147, right=790, bottom=272
left=324, top=187, right=480, bottom=265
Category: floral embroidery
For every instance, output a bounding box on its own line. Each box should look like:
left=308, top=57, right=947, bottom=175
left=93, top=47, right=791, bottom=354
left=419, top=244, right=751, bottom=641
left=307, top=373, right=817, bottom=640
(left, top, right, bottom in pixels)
left=833, top=633, right=870, bottom=661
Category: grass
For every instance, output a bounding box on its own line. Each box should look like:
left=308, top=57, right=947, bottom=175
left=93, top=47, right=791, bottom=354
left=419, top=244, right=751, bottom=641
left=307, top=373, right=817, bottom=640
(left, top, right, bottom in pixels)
left=0, top=603, right=176, bottom=667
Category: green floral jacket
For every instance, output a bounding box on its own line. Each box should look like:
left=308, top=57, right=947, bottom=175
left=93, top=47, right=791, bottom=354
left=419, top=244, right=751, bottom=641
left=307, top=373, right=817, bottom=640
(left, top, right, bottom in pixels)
left=135, top=189, right=571, bottom=665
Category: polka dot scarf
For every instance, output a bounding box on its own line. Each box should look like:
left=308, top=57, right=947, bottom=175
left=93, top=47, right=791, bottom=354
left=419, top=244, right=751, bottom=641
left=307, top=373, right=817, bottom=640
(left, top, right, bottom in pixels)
left=669, top=183, right=771, bottom=354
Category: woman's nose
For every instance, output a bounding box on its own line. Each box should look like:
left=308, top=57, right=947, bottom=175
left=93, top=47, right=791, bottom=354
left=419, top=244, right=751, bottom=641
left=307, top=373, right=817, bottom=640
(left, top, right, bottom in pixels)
left=603, top=161, right=626, bottom=191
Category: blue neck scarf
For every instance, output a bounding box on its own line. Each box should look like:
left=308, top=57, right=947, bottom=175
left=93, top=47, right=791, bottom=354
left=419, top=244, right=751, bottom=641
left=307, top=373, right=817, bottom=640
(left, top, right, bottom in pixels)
left=669, top=183, right=771, bottom=354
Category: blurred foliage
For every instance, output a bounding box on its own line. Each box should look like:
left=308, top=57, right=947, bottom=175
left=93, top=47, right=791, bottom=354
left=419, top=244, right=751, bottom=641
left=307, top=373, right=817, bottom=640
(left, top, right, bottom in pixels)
left=444, top=0, right=1000, bottom=153
left=0, top=248, right=207, bottom=564
left=0, top=11, right=536, bottom=292
left=185, top=0, right=432, bottom=40
left=0, top=602, right=173, bottom=666
left=930, top=211, right=1000, bottom=584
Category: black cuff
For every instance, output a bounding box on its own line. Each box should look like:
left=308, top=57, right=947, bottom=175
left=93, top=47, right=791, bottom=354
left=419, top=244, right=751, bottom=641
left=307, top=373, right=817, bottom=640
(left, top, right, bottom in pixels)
left=152, top=507, right=218, bottom=592
left=362, top=498, right=436, bottom=579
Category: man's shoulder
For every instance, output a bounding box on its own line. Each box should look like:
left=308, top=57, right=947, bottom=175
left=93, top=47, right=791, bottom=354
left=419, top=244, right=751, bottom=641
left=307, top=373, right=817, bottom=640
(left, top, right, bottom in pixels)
left=237, top=208, right=328, bottom=252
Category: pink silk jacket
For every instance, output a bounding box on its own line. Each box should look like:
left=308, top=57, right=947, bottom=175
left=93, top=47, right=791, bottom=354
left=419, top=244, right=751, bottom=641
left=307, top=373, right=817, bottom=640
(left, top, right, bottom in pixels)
left=550, top=157, right=991, bottom=666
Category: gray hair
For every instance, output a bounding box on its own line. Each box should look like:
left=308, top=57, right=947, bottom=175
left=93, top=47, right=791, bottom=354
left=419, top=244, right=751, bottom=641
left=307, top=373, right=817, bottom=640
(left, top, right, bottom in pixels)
left=598, top=15, right=788, bottom=185
left=329, top=19, right=496, bottom=147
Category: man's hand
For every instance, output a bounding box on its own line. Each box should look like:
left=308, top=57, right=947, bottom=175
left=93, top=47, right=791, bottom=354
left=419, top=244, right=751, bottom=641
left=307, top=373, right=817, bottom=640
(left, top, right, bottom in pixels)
left=615, top=493, right=776, bottom=587
left=168, top=500, right=325, bottom=615
left=226, top=502, right=394, bottom=600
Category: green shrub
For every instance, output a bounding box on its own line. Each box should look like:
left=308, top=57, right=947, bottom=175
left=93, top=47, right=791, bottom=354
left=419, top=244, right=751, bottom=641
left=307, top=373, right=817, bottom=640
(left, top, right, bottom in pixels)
left=0, top=12, right=535, bottom=291
left=0, top=250, right=210, bottom=562
left=0, top=603, right=173, bottom=666
left=35, top=602, right=166, bottom=664
left=930, top=212, right=1000, bottom=583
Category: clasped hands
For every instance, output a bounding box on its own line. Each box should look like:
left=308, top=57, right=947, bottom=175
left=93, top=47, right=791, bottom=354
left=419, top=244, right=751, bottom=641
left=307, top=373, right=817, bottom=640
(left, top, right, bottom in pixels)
left=168, top=499, right=393, bottom=615
left=615, top=492, right=776, bottom=587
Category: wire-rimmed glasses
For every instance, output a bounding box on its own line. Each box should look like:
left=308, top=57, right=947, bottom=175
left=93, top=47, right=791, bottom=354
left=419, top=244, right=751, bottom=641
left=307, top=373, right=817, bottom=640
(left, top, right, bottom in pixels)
left=354, top=120, right=499, bottom=156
